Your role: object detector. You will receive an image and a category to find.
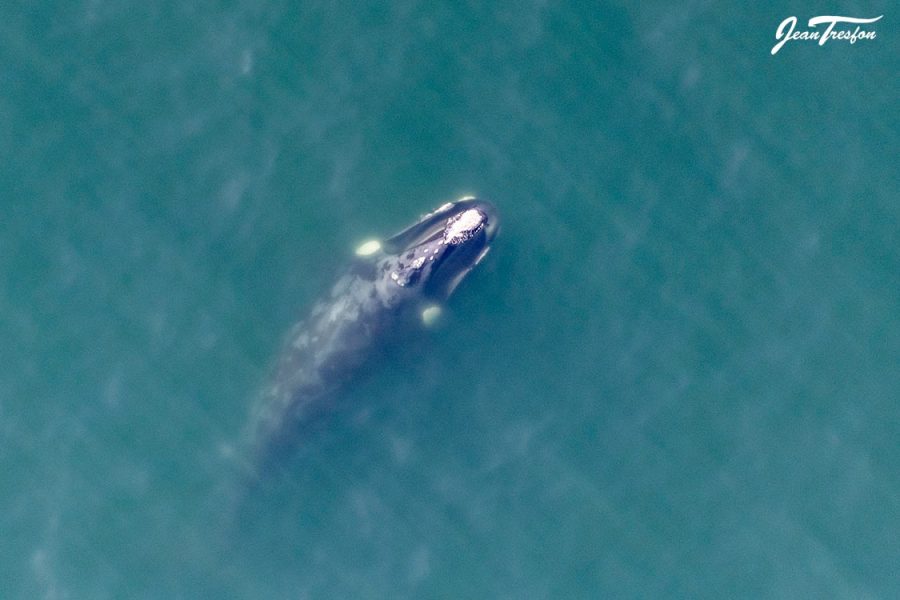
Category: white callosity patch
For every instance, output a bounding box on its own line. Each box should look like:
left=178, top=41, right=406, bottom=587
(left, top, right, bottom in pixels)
left=443, top=209, right=485, bottom=245
left=390, top=252, right=427, bottom=288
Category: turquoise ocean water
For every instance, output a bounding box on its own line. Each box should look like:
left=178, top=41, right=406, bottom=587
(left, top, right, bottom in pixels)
left=1, top=2, right=898, bottom=598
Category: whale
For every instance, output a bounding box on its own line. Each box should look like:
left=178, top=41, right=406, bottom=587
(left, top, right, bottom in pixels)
left=241, top=197, right=499, bottom=477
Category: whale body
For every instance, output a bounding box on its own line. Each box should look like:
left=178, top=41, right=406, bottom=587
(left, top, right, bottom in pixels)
left=242, top=197, right=499, bottom=475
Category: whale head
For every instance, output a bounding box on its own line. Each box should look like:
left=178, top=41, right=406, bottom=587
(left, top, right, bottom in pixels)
left=380, top=197, right=499, bottom=302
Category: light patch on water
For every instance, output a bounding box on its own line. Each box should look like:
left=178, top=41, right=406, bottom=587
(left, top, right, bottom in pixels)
left=57, top=243, right=84, bottom=289
left=220, top=173, right=249, bottom=213
left=389, top=434, right=413, bottom=465
left=796, top=229, right=821, bottom=259
left=239, top=48, right=254, bottom=75
left=102, top=371, right=123, bottom=408
left=217, top=440, right=237, bottom=460
left=420, top=305, right=441, bottom=327
left=721, top=140, right=751, bottom=190
left=355, top=240, right=382, bottom=256
left=348, top=487, right=379, bottom=537
left=407, top=545, right=431, bottom=584
left=31, top=548, right=65, bottom=600
left=680, top=63, right=702, bottom=91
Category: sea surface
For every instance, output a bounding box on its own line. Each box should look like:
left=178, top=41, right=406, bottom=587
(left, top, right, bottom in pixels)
left=1, top=2, right=897, bottom=598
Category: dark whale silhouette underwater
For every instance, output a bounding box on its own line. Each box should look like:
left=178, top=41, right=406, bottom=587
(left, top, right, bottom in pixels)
left=237, top=197, right=499, bottom=482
